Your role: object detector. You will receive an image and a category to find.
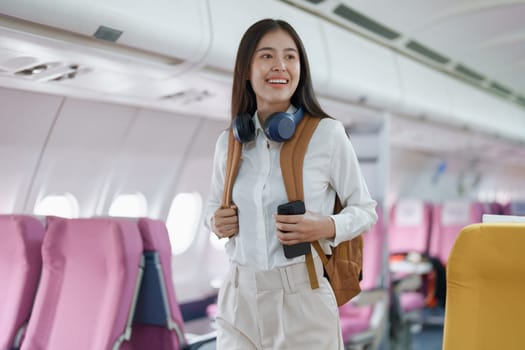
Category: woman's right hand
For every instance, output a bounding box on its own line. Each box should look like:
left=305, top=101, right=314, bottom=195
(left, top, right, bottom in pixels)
left=212, top=205, right=239, bottom=238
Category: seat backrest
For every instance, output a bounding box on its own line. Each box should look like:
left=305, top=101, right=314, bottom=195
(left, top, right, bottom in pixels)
left=442, top=223, right=525, bottom=350
left=388, top=199, right=432, bottom=255
left=503, top=201, right=525, bottom=216
left=21, top=216, right=143, bottom=350
left=483, top=202, right=503, bottom=215
left=339, top=207, right=383, bottom=317
left=0, top=215, right=45, bottom=350
left=124, top=218, right=185, bottom=350
left=429, top=200, right=484, bottom=264
left=361, top=206, right=384, bottom=291
left=338, top=207, right=388, bottom=346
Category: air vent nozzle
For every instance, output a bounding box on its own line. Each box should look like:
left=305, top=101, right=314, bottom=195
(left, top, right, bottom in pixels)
left=333, top=4, right=400, bottom=40
left=489, top=82, right=512, bottom=97
left=454, top=64, right=485, bottom=82
left=405, top=40, right=449, bottom=64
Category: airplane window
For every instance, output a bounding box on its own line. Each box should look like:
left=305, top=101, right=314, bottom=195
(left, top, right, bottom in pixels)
left=34, top=193, right=79, bottom=218
left=166, top=192, right=202, bottom=255
left=109, top=193, right=148, bottom=217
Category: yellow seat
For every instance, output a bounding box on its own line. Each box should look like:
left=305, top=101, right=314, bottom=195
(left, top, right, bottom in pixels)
left=442, top=223, right=525, bottom=350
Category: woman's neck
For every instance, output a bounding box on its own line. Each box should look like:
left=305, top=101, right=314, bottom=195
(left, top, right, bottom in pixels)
left=257, top=102, right=292, bottom=123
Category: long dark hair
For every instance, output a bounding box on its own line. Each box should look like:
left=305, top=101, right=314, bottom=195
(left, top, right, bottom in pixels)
left=231, top=18, right=331, bottom=120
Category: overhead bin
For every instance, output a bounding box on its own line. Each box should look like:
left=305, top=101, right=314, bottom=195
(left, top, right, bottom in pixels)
left=447, top=78, right=525, bottom=141
left=395, top=55, right=452, bottom=121
left=204, top=0, right=329, bottom=90
left=321, top=21, right=402, bottom=110
left=0, top=0, right=211, bottom=64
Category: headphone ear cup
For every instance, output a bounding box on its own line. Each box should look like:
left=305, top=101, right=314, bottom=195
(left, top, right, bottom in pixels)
left=263, top=107, right=303, bottom=142
left=232, top=113, right=255, bottom=143
left=263, top=112, right=295, bottom=142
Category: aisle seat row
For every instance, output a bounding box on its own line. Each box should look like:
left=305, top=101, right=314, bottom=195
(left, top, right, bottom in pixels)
left=387, top=199, right=506, bottom=328
left=339, top=206, right=388, bottom=349
left=0, top=214, right=213, bottom=350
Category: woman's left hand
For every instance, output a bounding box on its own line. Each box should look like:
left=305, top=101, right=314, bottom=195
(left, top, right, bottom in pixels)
left=274, top=211, right=335, bottom=245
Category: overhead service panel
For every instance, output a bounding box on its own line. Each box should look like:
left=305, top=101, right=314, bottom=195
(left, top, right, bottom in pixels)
left=0, top=0, right=211, bottom=64
left=204, top=0, right=329, bottom=90
left=321, top=21, right=402, bottom=110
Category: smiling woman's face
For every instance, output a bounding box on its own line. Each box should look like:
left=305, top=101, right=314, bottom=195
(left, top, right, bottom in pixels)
left=249, top=29, right=300, bottom=113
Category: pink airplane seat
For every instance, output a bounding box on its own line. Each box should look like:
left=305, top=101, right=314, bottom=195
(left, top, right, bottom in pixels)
left=399, top=291, right=426, bottom=313
left=20, top=216, right=144, bottom=350
left=339, top=207, right=388, bottom=348
left=0, top=215, right=45, bottom=350
left=388, top=200, right=433, bottom=328
left=483, top=202, right=503, bottom=215
left=429, top=200, right=484, bottom=265
left=206, top=303, right=218, bottom=321
left=388, top=199, right=432, bottom=256
left=122, top=218, right=186, bottom=350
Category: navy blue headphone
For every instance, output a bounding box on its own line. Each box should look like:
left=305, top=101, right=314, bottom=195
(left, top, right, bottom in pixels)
left=232, top=107, right=304, bottom=143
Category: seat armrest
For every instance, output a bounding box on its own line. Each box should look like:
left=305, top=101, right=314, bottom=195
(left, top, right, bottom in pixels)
left=352, top=288, right=388, bottom=307
left=392, top=273, right=422, bottom=293
left=184, top=331, right=217, bottom=349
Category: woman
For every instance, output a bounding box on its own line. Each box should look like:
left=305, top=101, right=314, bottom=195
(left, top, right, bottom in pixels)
left=204, top=19, right=377, bottom=349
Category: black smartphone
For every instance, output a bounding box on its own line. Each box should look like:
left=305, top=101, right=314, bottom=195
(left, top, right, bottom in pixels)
left=277, top=200, right=311, bottom=258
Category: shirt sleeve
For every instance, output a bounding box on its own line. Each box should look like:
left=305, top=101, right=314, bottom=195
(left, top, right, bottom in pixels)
left=327, top=120, right=378, bottom=246
left=203, top=130, right=229, bottom=232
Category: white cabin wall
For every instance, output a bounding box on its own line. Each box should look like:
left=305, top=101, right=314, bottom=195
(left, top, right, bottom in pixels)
left=170, top=118, right=230, bottom=301
left=0, top=87, right=62, bottom=213
left=23, top=97, right=136, bottom=216
left=94, top=109, right=203, bottom=218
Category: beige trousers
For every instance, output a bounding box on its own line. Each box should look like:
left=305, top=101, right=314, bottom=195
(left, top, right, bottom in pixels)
left=215, top=256, right=344, bottom=350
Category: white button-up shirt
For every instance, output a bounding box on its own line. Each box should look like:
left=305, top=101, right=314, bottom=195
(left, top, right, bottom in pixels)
left=204, top=107, right=377, bottom=270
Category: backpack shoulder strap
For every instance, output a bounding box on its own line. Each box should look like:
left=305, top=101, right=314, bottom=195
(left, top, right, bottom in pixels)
left=280, top=114, right=321, bottom=200
left=280, top=114, right=322, bottom=289
left=222, top=128, right=242, bottom=209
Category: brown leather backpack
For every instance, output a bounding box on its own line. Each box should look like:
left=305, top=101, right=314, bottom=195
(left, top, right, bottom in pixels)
left=222, top=114, right=363, bottom=306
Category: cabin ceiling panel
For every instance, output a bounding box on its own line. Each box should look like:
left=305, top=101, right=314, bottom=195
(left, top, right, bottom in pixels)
left=447, top=78, right=525, bottom=141
left=0, top=21, right=192, bottom=110
left=395, top=55, right=452, bottom=120
left=321, top=21, right=402, bottom=108
left=282, top=0, right=525, bottom=111
left=0, top=0, right=211, bottom=63
left=339, top=0, right=525, bottom=95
